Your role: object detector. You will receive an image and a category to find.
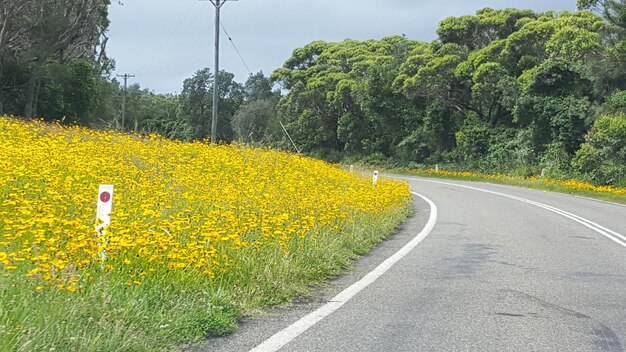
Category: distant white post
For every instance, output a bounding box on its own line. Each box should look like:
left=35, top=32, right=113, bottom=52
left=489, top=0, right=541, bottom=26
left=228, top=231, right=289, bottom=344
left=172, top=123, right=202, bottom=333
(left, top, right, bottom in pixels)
left=350, top=164, right=354, bottom=173
left=435, top=164, right=439, bottom=172
left=96, top=185, right=114, bottom=260
left=541, top=168, right=547, bottom=177
left=373, top=170, right=379, bottom=185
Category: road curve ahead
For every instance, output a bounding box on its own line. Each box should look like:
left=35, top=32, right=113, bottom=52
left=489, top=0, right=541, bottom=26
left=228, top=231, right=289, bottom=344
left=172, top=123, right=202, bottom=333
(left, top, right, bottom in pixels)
left=195, top=176, right=626, bottom=352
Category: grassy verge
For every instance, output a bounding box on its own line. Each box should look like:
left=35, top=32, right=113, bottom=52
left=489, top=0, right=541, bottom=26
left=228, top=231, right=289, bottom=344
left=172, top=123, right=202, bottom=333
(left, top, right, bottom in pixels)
left=1, top=202, right=411, bottom=352
left=387, top=167, right=626, bottom=204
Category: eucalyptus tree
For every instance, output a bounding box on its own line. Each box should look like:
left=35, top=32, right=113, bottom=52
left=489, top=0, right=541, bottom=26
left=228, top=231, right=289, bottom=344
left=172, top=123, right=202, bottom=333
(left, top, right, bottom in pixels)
left=24, top=0, right=111, bottom=118
left=0, top=0, right=111, bottom=119
left=578, top=0, right=626, bottom=30
left=231, top=71, right=281, bottom=143
left=179, top=68, right=244, bottom=141
left=272, top=36, right=422, bottom=157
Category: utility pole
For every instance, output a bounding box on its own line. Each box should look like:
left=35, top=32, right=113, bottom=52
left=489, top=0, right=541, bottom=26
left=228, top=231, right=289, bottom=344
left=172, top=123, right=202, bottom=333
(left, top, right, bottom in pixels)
left=116, top=73, right=135, bottom=131
left=203, top=0, right=237, bottom=143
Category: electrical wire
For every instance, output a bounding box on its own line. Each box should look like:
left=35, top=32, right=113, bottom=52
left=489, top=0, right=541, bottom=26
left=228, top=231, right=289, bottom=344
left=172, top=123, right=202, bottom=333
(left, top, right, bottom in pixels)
left=220, top=21, right=252, bottom=76
left=133, top=1, right=207, bottom=74
left=218, top=22, right=300, bottom=154
left=219, top=21, right=289, bottom=91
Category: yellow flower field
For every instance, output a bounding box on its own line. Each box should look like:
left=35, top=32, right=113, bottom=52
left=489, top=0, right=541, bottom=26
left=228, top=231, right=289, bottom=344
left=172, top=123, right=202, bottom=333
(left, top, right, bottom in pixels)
left=0, top=116, right=410, bottom=290
left=0, top=116, right=411, bottom=351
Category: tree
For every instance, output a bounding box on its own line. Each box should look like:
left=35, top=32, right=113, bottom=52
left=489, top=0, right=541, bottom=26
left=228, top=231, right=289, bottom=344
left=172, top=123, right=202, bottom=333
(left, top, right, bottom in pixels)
left=231, top=100, right=277, bottom=143
left=578, top=0, right=626, bottom=30
left=179, top=68, right=244, bottom=141
left=513, top=60, right=593, bottom=157
left=121, top=87, right=184, bottom=138
left=437, top=8, right=537, bottom=50
left=231, top=72, right=280, bottom=143
left=24, top=0, right=111, bottom=117
left=243, top=71, right=279, bottom=102
left=179, top=68, right=212, bottom=139
left=0, top=0, right=111, bottom=119
left=37, top=60, right=98, bottom=122
left=273, top=36, right=425, bottom=157
left=0, top=1, right=31, bottom=58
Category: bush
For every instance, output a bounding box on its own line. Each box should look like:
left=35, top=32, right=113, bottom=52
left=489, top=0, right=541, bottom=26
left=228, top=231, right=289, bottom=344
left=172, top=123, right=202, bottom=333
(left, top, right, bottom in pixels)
left=572, top=113, right=626, bottom=185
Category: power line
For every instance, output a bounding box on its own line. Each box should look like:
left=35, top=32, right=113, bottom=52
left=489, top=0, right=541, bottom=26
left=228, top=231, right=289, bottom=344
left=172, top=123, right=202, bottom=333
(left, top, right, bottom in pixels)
left=217, top=22, right=300, bottom=154
left=133, top=1, right=206, bottom=74
left=220, top=21, right=252, bottom=75
left=201, top=2, right=299, bottom=154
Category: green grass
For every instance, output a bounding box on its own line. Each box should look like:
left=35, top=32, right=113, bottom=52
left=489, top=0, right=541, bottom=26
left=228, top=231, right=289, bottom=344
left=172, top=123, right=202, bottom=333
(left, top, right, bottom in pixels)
left=0, top=202, right=412, bottom=352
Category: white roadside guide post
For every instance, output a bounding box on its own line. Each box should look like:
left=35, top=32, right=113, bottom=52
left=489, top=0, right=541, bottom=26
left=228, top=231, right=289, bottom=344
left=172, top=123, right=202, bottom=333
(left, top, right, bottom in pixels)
left=96, top=185, right=114, bottom=260
left=350, top=164, right=354, bottom=173
left=372, top=170, right=379, bottom=185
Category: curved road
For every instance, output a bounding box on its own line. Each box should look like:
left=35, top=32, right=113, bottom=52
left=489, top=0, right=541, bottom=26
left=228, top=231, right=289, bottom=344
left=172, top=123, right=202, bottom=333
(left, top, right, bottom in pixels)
left=193, top=176, right=626, bottom=352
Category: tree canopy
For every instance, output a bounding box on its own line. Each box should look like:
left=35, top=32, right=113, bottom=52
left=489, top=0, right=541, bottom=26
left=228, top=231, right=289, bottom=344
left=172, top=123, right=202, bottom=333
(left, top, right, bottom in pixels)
left=269, top=8, right=625, bottom=184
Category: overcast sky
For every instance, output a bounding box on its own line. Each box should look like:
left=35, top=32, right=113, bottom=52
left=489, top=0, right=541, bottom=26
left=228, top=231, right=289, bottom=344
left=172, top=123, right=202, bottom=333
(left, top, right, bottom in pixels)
left=107, top=0, right=576, bottom=94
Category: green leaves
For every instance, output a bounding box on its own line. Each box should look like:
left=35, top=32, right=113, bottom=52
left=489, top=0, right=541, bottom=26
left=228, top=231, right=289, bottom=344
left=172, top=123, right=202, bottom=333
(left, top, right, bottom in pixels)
left=573, top=113, right=626, bottom=184
left=578, top=0, right=626, bottom=30
left=272, top=7, right=617, bottom=173
left=273, top=37, right=423, bottom=156
left=437, top=8, right=537, bottom=50
left=0, top=0, right=112, bottom=119
left=179, top=69, right=244, bottom=141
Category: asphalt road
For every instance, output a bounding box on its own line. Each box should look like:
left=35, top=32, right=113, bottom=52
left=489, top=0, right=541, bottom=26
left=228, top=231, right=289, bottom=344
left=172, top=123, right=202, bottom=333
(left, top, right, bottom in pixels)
left=191, top=176, right=626, bottom=352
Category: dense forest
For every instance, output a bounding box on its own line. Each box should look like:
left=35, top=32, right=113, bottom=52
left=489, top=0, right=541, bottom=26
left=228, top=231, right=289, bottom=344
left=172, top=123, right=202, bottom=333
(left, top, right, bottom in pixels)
left=1, top=1, right=626, bottom=185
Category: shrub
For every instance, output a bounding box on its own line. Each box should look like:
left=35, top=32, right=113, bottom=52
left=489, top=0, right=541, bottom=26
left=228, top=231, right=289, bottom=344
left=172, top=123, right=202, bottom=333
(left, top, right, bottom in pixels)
left=572, top=113, right=626, bottom=184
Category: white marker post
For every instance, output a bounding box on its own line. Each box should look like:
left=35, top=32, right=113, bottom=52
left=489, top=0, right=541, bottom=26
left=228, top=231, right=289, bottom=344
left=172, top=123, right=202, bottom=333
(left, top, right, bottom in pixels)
left=96, top=185, right=114, bottom=260
left=372, top=170, right=379, bottom=185
left=435, top=164, right=439, bottom=172
left=350, top=165, right=354, bottom=173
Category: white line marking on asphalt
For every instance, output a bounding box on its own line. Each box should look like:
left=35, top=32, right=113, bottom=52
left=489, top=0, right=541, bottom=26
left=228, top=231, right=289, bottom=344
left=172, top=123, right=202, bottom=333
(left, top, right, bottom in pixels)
left=570, top=194, right=626, bottom=208
left=249, top=192, right=438, bottom=352
left=405, top=177, right=626, bottom=248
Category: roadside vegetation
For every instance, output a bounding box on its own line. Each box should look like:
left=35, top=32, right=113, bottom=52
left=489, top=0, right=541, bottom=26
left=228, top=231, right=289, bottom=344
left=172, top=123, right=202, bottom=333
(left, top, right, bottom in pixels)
left=273, top=6, right=626, bottom=190
left=397, top=168, right=626, bottom=204
left=0, top=117, right=411, bottom=351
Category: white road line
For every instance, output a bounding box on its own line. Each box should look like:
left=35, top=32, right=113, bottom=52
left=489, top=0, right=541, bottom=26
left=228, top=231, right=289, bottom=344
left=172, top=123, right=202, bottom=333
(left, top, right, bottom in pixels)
left=405, top=177, right=626, bottom=248
left=570, top=194, right=626, bottom=208
left=385, top=173, right=626, bottom=208
left=249, top=192, right=438, bottom=352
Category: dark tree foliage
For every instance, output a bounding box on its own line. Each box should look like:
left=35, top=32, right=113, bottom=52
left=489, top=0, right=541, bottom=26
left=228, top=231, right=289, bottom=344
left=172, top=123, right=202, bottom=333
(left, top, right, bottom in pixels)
left=0, top=0, right=112, bottom=120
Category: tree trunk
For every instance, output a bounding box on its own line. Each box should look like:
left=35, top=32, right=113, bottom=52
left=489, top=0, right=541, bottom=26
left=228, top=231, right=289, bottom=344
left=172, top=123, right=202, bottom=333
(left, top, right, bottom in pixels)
left=24, top=66, right=42, bottom=118
left=33, top=78, right=41, bottom=117
left=24, top=76, right=37, bottom=118
left=0, top=8, right=8, bottom=52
